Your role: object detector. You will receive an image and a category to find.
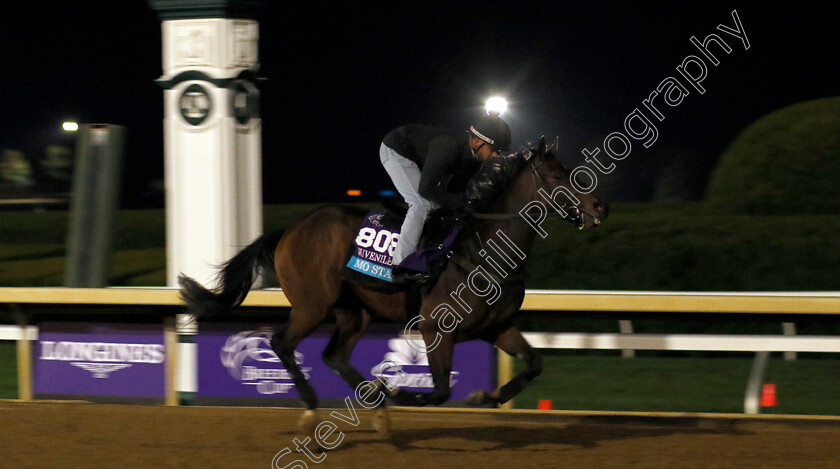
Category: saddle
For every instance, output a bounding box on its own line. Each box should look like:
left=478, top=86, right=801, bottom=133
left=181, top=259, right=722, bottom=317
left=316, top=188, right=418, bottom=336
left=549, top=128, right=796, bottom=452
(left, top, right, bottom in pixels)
left=341, top=202, right=464, bottom=290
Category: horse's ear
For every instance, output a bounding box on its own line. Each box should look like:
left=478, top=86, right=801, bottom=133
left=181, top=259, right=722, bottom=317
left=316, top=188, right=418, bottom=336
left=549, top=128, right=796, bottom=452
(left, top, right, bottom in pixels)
left=548, top=136, right=559, bottom=153
left=538, top=136, right=546, bottom=156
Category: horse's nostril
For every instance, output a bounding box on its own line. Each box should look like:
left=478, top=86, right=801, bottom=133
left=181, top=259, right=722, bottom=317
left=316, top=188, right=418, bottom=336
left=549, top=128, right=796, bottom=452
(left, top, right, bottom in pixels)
left=593, top=201, right=609, bottom=217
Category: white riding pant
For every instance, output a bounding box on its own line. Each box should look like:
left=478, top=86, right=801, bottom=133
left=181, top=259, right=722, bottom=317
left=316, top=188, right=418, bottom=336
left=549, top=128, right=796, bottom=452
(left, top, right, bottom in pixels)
left=379, top=143, right=437, bottom=265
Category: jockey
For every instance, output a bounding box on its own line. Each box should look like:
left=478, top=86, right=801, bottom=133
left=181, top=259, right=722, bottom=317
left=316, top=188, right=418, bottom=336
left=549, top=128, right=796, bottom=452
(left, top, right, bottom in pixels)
left=380, top=114, right=511, bottom=281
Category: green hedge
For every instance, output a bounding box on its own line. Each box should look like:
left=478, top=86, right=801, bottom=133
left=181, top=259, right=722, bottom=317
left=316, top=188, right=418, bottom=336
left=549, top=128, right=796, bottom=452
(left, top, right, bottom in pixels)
left=706, top=97, right=840, bottom=215
left=526, top=203, right=840, bottom=291
left=1, top=203, right=838, bottom=291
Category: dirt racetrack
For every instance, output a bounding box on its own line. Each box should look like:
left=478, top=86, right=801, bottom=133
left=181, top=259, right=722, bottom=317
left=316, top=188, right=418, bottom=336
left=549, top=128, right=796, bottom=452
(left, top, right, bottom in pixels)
left=2, top=401, right=840, bottom=469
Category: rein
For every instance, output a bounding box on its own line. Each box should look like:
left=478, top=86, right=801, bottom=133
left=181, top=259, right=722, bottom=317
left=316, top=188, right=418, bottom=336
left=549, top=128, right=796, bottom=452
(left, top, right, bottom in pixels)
left=470, top=154, right=590, bottom=227
left=446, top=155, right=569, bottom=285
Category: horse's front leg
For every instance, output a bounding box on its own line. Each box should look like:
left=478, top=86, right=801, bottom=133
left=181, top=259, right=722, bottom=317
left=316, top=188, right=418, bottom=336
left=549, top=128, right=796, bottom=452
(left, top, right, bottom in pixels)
left=467, top=325, right=542, bottom=406
left=389, top=328, right=454, bottom=407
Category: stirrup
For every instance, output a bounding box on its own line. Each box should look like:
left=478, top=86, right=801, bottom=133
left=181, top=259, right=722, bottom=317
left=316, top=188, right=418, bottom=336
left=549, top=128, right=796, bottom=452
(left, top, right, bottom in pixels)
left=391, top=266, right=430, bottom=284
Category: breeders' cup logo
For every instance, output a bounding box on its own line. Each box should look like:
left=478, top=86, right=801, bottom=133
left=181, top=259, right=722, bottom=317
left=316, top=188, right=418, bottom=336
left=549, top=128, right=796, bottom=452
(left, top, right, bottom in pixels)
left=372, top=338, right=458, bottom=389
left=384, top=337, right=429, bottom=366
left=39, top=341, right=165, bottom=379
left=220, top=330, right=311, bottom=395
left=367, top=213, right=384, bottom=227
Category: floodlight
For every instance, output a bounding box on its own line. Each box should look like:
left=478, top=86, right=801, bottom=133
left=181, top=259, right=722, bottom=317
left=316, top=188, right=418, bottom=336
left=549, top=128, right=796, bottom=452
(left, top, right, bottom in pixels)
left=485, top=97, right=508, bottom=117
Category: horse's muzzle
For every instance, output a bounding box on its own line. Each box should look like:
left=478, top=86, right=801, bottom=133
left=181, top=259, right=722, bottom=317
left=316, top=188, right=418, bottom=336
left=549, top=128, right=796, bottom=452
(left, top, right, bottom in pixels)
left=580, top=201, right=608, bottom=229
left=593, top=201, right=609, bottom=220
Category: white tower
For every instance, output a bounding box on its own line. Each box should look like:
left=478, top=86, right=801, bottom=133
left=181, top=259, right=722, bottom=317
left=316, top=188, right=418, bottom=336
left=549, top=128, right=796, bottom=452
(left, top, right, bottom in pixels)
left=151, top=3, right=263, bottom=288
left=149, top=1, right=265, bottom=402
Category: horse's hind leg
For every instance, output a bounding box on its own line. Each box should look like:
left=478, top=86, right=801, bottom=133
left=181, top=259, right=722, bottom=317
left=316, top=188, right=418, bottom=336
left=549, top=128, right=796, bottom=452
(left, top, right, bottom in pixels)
left=467, top=325, right=542, bottom=406
left=270, top=309, right=325, bottom=432
left=321, top=308, right=391, bottom=435
left=322, top=309, right=369, bottom=390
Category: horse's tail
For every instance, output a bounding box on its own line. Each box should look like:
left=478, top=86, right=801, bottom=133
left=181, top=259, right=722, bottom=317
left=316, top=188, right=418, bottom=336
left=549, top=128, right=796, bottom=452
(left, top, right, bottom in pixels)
left=178, top=230, right=285, bottom=318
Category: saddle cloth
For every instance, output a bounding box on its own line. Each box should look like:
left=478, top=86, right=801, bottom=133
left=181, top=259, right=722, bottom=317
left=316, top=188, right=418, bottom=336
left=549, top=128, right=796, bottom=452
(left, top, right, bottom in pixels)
left=344, top=210, right=400, bottom=284
left=341, top=208, right=461, bottom=289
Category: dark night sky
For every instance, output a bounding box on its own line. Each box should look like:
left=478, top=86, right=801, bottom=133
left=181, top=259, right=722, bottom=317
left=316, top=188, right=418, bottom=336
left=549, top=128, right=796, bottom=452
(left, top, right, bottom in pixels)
left=0, top=1, right=837, bottom=205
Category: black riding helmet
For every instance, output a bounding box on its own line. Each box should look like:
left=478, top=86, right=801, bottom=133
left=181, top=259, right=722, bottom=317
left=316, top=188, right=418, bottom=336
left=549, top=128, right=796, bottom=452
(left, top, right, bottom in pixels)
left=469, top=114, right=511, bottom=152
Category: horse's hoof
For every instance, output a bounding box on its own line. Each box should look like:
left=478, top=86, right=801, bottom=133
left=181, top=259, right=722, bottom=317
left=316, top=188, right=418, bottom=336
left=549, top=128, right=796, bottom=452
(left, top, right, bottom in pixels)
left=372, top=407, right=391, bottom=437
left=388, top=389, right=426, bottom=407
left=465, top=389, right=490, bottom=406
left=298, top=409, right=318, bottom=435
left=387, top=389, right=410, bottom=406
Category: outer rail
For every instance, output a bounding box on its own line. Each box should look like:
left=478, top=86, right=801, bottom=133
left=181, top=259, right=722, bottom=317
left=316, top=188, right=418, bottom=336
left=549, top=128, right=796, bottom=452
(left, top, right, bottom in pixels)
left=2, top=287, right=839, bottom=413
left=2, top=287, right=839, bottom=313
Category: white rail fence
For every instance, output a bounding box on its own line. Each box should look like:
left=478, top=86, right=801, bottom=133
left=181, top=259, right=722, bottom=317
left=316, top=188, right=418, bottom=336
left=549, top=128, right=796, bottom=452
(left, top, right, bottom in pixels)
left=2, top=288, right=839, bottom=414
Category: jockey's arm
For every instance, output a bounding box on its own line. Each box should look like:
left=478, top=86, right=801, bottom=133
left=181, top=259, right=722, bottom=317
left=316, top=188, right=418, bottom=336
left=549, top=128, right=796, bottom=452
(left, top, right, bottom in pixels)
left=418, top=138, right=467, bottom=211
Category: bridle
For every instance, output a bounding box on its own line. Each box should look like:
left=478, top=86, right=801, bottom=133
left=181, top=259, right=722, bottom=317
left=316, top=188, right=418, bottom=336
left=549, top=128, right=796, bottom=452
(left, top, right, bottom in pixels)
left=525, top=152, right=601, bottom=229
left=472, top=150, right=600, bottom=229
left=449, top=149, right=601, bottom=282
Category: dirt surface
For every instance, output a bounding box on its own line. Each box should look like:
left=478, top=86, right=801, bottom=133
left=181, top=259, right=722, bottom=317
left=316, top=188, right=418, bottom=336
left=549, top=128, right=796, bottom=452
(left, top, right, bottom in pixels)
left=2, top=401, right=840, bottom=469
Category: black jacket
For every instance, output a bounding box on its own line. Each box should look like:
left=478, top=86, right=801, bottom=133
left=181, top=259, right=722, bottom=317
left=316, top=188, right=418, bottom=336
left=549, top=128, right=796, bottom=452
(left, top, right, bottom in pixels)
left=382, top=124, right=481, bottom=210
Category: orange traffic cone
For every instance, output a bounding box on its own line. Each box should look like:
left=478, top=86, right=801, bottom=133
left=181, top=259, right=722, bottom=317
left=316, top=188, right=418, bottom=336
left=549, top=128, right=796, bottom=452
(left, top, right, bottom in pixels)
left=537, top=399, right=553, bottom=410
left=760, top=384, right=778, bottom=407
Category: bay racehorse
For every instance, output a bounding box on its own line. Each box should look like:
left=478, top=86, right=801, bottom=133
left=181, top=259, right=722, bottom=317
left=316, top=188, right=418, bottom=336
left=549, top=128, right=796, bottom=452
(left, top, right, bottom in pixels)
left=179, top=137, right=608, bottom=434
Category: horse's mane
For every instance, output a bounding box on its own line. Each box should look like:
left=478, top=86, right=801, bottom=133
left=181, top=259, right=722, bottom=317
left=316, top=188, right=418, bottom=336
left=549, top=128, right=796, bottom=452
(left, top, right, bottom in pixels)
left=465, top=150, right=530, bottom=213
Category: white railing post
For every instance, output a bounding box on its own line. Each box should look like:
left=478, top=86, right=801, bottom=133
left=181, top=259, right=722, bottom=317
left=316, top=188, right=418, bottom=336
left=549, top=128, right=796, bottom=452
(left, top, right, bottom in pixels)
left=782, top=322, right=797, bottom=361
left=744, top=351, right=770, bottom=414
left=619, top=320, right=635, bottom=358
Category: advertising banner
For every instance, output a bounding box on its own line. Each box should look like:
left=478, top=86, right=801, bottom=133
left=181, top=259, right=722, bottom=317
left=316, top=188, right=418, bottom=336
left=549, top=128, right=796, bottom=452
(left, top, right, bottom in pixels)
left=197, top=323, right=494, bottom=404
left=34, top=322, right=167, bottom=399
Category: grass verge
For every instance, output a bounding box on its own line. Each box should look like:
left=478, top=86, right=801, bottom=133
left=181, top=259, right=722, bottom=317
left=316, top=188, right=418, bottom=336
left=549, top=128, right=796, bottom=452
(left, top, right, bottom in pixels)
left=0, top=342, right=17, bottom=399
left=512, top=353, right=840, bottom=415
